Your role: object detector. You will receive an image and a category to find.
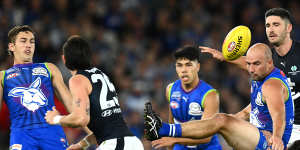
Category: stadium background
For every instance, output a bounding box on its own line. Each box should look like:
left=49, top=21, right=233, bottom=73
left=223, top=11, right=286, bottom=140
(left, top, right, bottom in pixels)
left=0, top=0, right=300, bottom=149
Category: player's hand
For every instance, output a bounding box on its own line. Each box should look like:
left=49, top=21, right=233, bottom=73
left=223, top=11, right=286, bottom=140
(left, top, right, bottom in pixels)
left=199, top=46, right=225, bottom=61
left=67, top=143, right=83, bottom=150
left=269, top=135, right=284, bottom=150
left=152, top=137, right=177, bottom=149
left=45, top=106, right=60, bottom=124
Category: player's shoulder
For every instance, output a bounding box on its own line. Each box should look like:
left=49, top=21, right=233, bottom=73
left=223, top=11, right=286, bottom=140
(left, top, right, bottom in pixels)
left=43, top=62, right=57, bottom=69
left=291, top=41, right=300, bottom=54
left=166, top=82, right=175, bottom=92
left=0, top=70, right=4, bottom=84
left=262, top=77, right=285, bottom=91
left=69, top=74, right=92, bottom=93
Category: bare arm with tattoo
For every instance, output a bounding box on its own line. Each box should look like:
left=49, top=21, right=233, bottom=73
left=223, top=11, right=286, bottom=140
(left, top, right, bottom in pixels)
left=45, top=74, right=92, bottom=127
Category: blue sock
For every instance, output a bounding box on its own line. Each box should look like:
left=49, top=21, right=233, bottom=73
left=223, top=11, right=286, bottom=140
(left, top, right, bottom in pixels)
left=159, top=123, right=182, bottom=137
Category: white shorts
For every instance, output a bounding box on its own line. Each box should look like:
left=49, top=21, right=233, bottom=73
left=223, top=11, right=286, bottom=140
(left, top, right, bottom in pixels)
left=96, top=136, right=144, bottom=150
left=289, top=124, right=300, bottom=144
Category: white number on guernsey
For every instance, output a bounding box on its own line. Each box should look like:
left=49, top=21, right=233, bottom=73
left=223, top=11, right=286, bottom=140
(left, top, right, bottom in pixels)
left=91, top=73, right=119, bottom=110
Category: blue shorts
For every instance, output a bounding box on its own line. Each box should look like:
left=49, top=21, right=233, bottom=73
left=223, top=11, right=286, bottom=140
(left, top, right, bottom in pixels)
left=255, top=130, right=288, bottom=150
left=10, top=125, right=68, bottom=150
left=255, top=130, right=269, bottom=150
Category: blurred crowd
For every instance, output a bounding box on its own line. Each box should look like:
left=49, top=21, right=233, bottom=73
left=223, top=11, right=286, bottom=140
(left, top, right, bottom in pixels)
left=0, top=0, right=300, bottom=149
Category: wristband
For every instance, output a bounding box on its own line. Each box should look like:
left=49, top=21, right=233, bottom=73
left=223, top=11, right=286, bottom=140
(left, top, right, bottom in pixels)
left=83, top=138, right=91, bottom=147
left=80, top=138, right=91, bottom=150
left=53, top=115, right=63, bottom=125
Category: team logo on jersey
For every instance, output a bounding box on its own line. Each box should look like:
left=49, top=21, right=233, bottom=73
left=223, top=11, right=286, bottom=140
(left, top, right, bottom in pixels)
left=8, top=77, right=48, bottom=112
left=6, top=73, right=20, bottom=80
left=250, top=107, right=265, bottom=128
left=188, top=102, right=202, bottom=116
left=255, top=92, right=264, bottom=106
left=289, top=65, right=300, bottom=76
left=9, top=144, right=22, bottom=150
left=170, top=101, right=179, bottom=109
left=171, top=91, right=181, bottom=100
left=32, top=67, right=48, bottom=77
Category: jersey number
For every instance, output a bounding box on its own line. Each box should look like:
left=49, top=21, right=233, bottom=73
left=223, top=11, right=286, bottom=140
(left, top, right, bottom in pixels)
left=91, top=73, right=119, bottom=110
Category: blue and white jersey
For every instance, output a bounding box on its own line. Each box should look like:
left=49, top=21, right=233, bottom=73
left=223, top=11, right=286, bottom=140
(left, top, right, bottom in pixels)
left=168, top=80, right=222, bottom=150
left=2, top=63, right=56, bottom=129
left=250, top=68, right=294, bottom=146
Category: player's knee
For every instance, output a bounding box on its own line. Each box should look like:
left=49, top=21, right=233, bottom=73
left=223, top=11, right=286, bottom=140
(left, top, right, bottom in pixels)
left=212, top=113, right=232, bottom=126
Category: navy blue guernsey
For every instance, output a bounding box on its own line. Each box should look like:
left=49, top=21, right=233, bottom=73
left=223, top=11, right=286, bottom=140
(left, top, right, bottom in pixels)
left=77, top=67, right=133, bottom=144
left=272, top=41, right=300, bottom=124
left=2, top=63, right=56, bottom=129
left=168, top=80, right=222, bottom=150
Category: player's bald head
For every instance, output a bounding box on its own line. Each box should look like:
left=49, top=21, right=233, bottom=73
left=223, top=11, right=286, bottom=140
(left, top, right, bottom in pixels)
left=246, top=43, right=272, bottom=61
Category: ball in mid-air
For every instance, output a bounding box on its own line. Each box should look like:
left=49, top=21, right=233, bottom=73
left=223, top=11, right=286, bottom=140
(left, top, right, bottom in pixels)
left=222, top=25, right=251, bottom=61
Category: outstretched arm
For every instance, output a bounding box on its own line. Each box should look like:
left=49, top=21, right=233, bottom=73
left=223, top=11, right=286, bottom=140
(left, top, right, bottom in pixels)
left=262, top=79, right=287, bottom=150
left=199, top=46, right=247, bottom=70
left=234, top=104, right=251, bottom=121
left=47, top=63, right=73, bottom=112
left=45, top=74, right=91, bottom=127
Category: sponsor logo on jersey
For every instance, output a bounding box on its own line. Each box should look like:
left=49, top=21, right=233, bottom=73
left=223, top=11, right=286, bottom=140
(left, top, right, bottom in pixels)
left=102, top=110, right=112, bottom=117
left=6, top=73, right=20, bottom=80
left=170, top=101, right=179, bottom=109
left=10, top=144, right=22, bottom=150
left=255, top=92, right=264, bottom=106
left=8, top=77, right=48, bottom=112
left=101, top=108, right=122, bottom=117
left=188, top=102, right=202, bottom=116
left=6, top=67, right=21, bottom=74
left=32, top=67, right=48, bottom=77
left=171, top=91, right=181, bottom=100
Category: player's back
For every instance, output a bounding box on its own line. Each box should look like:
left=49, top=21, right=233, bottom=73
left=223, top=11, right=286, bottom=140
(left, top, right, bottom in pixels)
left=2, top=63, right=56, bottom=129
left=77, top=67, right=133, bottom=144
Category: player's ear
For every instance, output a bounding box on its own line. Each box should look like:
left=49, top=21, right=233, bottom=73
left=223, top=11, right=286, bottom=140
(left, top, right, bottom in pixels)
left=8, top=42, right=15, bottom=53
left=61, top=55, right=66, bottom=64
left=287, top=23, right=292, bottom=33
left=197, top=62, right=200, bottom=71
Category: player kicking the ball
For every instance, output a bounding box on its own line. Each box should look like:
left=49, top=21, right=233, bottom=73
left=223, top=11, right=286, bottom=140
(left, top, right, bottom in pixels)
left=145, top=43, right=294, bottom=150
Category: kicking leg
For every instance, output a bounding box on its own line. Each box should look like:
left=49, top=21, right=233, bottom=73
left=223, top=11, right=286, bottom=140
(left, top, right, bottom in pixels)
left=181, top=113, right=260, bottom=150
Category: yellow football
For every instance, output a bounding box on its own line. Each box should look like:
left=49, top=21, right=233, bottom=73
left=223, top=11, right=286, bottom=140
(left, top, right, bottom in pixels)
left=222, top=25, right=251, bottom=61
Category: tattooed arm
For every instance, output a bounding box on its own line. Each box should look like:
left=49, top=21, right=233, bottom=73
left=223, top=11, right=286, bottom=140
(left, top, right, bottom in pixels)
left=45, top=74, right=92, bottom=127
